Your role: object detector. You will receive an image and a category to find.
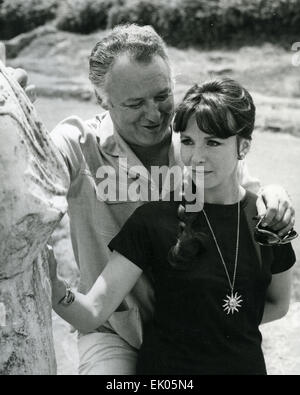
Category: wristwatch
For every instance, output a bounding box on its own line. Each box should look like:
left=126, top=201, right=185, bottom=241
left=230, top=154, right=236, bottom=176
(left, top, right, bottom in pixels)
left=58, top=281, right=75, bottom=306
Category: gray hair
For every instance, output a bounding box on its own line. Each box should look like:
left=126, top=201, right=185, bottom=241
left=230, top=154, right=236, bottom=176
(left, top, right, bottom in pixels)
left=89, top=24, right=171, bottom=106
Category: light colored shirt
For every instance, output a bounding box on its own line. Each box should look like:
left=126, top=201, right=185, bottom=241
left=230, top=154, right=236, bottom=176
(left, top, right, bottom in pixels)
left=51, top=111, right=260, bottom=348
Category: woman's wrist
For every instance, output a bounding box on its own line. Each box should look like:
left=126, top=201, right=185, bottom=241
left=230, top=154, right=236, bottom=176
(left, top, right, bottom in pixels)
left=51, top=277, right=67, bottom=306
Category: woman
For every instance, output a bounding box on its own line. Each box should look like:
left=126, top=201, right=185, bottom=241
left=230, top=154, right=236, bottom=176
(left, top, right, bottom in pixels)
left=50, top=78, right=296, bottom=375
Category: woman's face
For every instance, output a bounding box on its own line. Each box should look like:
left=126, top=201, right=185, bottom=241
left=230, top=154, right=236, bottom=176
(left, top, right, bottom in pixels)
left=180, top=115, right=244, bottom=191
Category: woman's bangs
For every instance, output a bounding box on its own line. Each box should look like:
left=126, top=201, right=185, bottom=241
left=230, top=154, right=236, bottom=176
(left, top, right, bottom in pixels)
left=174, top=103, right=195, bottom=132
left=194, top=104, right=227, bottom=138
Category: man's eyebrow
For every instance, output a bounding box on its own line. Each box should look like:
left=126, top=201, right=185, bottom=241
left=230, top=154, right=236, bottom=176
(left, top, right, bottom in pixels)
left=123, top=88, right=171, bottom=102
left=122, top=97, right=144, bottom=104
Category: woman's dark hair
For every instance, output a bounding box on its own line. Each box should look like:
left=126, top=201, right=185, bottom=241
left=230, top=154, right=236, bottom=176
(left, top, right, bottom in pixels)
left=173, top=78, right=255, bottom=140
left=169, top=78, right=255, bottom=269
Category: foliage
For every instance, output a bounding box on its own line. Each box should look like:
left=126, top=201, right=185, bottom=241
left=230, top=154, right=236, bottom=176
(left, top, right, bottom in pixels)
left=1, top=0, right=300, bottom=47
left=107, top=0, right=300, bottom=47
left=0, top=0, right=58, bottom=40
left=56, top=0, right=124, bottom=34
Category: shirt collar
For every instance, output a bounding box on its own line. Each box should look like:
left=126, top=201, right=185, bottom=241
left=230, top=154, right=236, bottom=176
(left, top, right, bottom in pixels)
left=96, top=111, right=183, bottom=169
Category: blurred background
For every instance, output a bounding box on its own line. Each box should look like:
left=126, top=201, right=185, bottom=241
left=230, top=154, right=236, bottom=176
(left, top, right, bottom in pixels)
left=1, top=0, right=300, bottom=374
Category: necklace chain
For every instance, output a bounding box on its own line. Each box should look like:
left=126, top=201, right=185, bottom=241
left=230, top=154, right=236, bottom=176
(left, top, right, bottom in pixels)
left=202, top=200, right=240, bottom=293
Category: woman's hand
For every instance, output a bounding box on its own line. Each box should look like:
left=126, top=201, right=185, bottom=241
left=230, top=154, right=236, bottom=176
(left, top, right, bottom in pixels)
left=256, top=185, right=295, bottom=236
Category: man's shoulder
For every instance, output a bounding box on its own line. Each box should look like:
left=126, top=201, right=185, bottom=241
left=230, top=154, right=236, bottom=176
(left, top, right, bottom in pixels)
left=51, top=114, right=103, bottom=143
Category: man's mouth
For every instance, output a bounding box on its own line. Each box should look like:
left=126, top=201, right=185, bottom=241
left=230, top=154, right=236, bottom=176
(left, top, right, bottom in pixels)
left=143, top=123, right=161, bottom=131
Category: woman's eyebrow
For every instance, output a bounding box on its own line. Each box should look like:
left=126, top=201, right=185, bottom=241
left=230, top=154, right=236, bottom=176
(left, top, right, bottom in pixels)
left=203, top=135, right=220, bottom=139
left=156, top=88, right=171, bottom=95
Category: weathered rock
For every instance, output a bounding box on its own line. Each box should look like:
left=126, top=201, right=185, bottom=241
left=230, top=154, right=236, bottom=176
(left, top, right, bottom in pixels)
left=0, top=60, right=69, bottom=374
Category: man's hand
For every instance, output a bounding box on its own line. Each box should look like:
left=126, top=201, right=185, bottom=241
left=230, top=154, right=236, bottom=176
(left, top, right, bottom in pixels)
left=256, top=185, right=295, bottom=236
left=6, top=66, right=36, bottom=103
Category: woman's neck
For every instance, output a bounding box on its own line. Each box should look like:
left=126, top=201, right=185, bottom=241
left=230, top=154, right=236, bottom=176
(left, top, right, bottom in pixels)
left=204, top=175, right=246, bottom=205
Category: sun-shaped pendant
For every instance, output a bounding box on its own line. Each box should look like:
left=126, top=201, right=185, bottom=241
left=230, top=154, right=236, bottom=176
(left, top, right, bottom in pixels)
left=223, top=292, right=243, bottom=314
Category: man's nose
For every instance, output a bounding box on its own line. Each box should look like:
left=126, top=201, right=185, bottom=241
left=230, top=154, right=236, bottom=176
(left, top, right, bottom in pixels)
left=144, top=100, right=161, bottom=123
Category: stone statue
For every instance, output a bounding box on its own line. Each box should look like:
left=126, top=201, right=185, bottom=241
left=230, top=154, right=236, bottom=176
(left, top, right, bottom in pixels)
left=0, top=49, right=69, bottom=374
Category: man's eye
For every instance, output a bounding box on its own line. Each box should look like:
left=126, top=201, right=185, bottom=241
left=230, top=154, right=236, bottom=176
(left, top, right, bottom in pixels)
left=126, top=102, right=143, bottom=109
left=207, top=140, right=221, bottom=147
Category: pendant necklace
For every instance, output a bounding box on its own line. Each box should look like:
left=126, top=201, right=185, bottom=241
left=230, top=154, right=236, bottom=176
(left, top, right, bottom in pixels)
left=203, top=199, right=242, bottom=315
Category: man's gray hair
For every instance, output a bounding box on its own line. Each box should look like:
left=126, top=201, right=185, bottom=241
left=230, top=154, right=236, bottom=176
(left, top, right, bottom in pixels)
left=89, top=24, right=170, bottom=107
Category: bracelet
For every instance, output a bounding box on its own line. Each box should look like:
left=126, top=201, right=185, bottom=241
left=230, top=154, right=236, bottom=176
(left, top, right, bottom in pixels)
left=58, top=280, right=75, bottom=307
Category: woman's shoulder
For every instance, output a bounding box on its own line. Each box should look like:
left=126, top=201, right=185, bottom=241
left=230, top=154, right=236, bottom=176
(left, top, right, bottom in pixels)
left=241, top=190, right=259, bottom=216
left=133, top=200, right=178, bottom=223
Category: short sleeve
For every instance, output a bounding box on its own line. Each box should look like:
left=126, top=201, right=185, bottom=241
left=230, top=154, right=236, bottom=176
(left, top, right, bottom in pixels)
left=238, top=160, right=261, bottom=194
left=271, top=242, right=296, bottom=274
left=50, top=116, right=86, bottom=181
left=108, top=207, right=153, bottom=271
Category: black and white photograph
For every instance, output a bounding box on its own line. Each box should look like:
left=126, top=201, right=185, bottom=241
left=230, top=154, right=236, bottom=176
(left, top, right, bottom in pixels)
left=0, top=0, right=300, bottom=377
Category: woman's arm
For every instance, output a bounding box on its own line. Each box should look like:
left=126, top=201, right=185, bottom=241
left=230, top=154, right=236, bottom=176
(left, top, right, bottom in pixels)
left=51, top=250, right=143, bottom=333
left=260, top=268, right=293, bottom=325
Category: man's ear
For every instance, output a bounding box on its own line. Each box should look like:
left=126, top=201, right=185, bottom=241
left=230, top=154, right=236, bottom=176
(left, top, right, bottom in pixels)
left=94, top=89, right=109, bottom=110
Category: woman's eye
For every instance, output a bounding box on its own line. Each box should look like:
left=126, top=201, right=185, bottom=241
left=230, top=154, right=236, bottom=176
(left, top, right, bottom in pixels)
left=155, top=94, right=169, bottom=102
left=181, top=139, right=193, bottom=145
left=207, top=140, right=221, bottom=147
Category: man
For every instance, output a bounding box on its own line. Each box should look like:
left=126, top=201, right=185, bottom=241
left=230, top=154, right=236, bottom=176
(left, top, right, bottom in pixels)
left=13, top=24, right=295, bottom=374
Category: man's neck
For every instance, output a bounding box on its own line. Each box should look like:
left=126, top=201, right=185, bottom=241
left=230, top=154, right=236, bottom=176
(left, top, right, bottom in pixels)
left=128, top=133, right=172, bottom=171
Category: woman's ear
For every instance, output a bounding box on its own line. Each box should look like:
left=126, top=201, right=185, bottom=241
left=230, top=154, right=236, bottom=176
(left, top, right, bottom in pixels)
left=238, top=138, right=251, bottom=160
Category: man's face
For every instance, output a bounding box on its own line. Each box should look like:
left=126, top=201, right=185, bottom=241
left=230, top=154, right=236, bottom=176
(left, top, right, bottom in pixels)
left=102, top=53, right=174, bottom=147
